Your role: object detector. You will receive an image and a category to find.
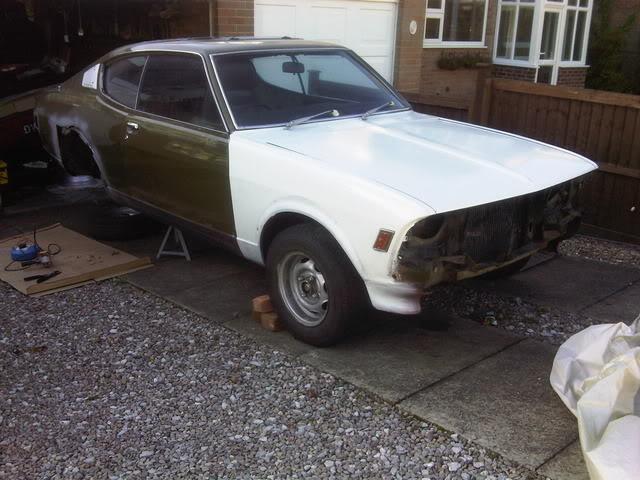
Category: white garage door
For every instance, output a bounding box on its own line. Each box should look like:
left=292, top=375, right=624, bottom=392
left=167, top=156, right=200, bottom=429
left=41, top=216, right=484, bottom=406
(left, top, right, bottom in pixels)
left=254, top=0, right=398, bottom=82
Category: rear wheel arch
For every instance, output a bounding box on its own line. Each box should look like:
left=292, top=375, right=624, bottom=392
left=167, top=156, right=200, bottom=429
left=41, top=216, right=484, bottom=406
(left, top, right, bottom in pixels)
left=57, top=127, right=102, bottom=178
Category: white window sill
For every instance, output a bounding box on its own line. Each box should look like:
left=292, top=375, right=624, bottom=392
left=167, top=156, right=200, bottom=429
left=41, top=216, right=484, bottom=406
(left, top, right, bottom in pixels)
left=492, top=58, right=536, bottom=68
left=423, top=42, right=488, bottom=49
left=558, top=61, right=588, bottom=67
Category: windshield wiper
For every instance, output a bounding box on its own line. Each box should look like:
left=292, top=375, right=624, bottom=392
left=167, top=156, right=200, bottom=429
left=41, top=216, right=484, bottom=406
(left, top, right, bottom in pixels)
left=361, top=101, right=396, bottom=120
left=285, top=109, right=340, bottom=129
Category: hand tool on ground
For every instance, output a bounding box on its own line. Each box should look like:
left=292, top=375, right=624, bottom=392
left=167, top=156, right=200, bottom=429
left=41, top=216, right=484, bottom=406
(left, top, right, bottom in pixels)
left=23, top=270, right=61, bottom=283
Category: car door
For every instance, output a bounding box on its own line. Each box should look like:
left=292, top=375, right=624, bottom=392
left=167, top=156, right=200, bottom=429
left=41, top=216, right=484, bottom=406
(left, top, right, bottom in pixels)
left=96, top=54, right=148, bottom=191
left=123, top=53, right=235, bottom=237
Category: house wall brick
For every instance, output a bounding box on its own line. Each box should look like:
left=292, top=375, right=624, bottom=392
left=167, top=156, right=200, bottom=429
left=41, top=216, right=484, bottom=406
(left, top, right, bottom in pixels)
left=420, top=49, right=489, bottom=102
left=394, top=0, right=426, bottom=93
left=492, top=65, right=537, bottom=82
left=216, top=0, right=254, bottom=36
left=397, top=0, right=496, bottom=105
left=556, top=67, right=588, bottom=88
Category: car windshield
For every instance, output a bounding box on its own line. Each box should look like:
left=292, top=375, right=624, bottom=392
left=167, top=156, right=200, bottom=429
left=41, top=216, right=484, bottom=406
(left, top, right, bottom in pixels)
left=212, top=49, right=408, bottom=128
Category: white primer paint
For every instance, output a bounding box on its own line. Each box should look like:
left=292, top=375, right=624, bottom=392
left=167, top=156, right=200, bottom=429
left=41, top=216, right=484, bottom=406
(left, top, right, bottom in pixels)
left=81, top=64, right=100, bottom=89
left=229, top=110, right=596, bottom=314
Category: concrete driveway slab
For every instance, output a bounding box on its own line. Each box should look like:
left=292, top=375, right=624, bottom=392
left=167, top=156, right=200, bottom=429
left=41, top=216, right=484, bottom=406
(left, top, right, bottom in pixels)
left=473, top=257, right=640, bottom=312
left=162, top=269, right=267, bottom=322
left=582, top=281, right=640, bottom=324
left=126, top=250, right=256, bottom=297
left=299, top=315, right=521, bottom=403
left=398, top=339, right=577, bottom=469
left=224, top=314, right=314, bottom=357
left=537, top=441, right=589, bottom=480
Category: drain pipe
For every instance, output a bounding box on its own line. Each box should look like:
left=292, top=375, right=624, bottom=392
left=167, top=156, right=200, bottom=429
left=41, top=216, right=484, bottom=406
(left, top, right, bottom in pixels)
left=208, top=0, right=215, bottom=37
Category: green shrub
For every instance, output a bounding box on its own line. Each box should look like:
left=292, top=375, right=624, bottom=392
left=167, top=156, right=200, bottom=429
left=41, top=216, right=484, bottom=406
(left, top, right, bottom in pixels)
left=586, top=0, right=637, bottom=93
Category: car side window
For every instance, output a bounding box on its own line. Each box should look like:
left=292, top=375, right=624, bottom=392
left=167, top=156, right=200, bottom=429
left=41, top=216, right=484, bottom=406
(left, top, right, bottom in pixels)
left=103, top=56, right=147, bottom=108
left=137, top=54, right=224, bottom=131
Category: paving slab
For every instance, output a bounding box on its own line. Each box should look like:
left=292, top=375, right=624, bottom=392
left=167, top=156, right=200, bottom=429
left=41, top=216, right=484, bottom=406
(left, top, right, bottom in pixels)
left=538, top=441, right=589, bottom=480
left=299, top=315, right=521, bottom=403
left=224, top=314, right=314, bottom=357
left=582, top=281, right=640, bottom=324
left=398, top=339, right=577, bottom=469
left=472, top=257, right=640, bottom=312
left=160, top=269, right=268, bottom=322
left=125, top=250, right=254, bottom=297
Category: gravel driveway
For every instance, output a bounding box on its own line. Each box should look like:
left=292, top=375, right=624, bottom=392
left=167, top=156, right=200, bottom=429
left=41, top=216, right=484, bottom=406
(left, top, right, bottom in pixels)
left=1, top=280, right=539, bottom=480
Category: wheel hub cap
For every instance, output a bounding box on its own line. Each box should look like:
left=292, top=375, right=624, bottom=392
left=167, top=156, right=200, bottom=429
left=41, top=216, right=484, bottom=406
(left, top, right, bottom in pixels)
left=277, top=252, right=329, bottom=327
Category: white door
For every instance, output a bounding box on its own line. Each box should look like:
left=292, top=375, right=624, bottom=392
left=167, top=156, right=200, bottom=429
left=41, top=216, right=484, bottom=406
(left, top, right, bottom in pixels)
left=254, top=0, right=398, bottom=82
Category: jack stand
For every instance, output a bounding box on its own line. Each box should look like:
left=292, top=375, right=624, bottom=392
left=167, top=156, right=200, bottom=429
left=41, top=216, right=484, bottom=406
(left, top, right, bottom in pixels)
left=156, top=226, right=191, bottom=261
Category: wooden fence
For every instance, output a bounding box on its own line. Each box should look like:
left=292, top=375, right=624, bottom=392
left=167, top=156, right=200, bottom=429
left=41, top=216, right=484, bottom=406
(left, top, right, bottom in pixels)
left=480, top=79, right=640, bottom=241
left=408, top=79, right=640, bottom=242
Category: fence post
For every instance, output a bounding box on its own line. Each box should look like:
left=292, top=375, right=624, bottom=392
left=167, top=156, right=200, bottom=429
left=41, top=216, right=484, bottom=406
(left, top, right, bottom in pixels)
left=469, top=64, right=492, bottom=125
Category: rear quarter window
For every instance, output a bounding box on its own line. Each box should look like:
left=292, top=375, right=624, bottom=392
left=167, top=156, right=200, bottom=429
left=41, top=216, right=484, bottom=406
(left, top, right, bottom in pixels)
left=103, top=56, right=147, bottom=108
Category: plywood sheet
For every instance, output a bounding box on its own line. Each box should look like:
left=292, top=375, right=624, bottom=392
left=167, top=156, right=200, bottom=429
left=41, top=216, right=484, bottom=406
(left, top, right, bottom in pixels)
left=0, top=224, right=152, bottom=295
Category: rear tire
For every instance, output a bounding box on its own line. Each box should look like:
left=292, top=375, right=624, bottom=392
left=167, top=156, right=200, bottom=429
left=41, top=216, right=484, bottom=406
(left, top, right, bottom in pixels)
left=266, top=223, right=365, bottom=347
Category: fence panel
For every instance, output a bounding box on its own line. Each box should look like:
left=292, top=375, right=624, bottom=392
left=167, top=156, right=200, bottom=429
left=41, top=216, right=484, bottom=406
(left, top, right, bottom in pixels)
left=485, top=80, right=640, bottom=241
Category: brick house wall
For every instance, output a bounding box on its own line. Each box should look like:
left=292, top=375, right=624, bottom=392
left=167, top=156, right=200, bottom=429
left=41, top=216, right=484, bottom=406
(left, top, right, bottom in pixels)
left=493, top=65, right=537, bottom=82
left=556, top=67, right=589, bottom=88
left=394, top=0, right=497, bottom=113
left=394, top=0, right=426, bottom=93
left=216, top=0, right=254, bottom=36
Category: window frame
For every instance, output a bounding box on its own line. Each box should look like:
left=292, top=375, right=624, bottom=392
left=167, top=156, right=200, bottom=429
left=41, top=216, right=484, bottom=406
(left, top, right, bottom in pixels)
left=209, top=47, right=411, bottom=131
left=100, top=54, right=148, bottom=110
left=99, top=50, right=229, bottom=135
left=493, top=0, right=539, bottom=65
left=423, top=0, right=490, bottom=49
left=492, top=0, right=593, bottom=69
left=559, top=0, right=591, bottom=66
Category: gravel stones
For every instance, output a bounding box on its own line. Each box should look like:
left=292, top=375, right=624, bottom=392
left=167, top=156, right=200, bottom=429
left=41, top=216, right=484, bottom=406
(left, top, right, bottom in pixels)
left=559, top=235, right=640, bottom=269
left=1, top=280, right=540, bottom=479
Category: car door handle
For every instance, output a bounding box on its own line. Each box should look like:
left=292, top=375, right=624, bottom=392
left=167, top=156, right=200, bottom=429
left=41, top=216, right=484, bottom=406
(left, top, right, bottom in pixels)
left=126, top=121, right=140, bottom=135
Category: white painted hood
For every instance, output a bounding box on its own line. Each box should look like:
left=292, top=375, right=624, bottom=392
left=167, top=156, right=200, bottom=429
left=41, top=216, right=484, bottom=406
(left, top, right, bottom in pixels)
left=246, top=110, right=597, bottom=213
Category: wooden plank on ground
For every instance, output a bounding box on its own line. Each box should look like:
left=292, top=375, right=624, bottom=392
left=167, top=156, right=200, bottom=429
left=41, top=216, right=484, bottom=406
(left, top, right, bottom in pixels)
left=0, top=224, right=152, bottom=295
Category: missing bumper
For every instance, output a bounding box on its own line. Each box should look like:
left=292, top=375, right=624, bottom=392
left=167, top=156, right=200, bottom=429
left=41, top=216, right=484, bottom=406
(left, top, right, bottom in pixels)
left=395, top=178, right=583, bottom=286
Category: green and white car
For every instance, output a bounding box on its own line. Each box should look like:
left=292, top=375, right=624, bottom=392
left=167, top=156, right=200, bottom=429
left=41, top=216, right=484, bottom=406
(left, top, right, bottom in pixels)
left=35, top=38, right=596, bottom=346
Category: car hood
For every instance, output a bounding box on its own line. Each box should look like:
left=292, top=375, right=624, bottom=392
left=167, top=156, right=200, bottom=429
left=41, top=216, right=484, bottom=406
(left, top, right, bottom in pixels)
left=241, top=110, right=597, bottom=213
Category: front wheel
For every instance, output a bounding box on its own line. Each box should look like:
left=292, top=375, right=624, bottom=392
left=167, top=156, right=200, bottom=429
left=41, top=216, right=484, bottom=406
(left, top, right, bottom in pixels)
left=266, top=223, right=366, bottom=347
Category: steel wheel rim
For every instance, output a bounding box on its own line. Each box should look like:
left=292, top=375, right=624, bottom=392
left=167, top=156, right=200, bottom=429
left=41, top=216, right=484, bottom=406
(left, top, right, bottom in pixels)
left=277, top=251, right=329, bottom=327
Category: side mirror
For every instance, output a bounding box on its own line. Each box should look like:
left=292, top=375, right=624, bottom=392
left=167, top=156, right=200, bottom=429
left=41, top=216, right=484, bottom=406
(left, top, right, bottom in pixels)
left=282, top=61, right=305, bottom=74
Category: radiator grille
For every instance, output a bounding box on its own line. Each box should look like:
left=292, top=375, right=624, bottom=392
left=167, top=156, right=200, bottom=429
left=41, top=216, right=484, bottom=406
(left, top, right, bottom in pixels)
left=462, top=198, right=526, bottom=263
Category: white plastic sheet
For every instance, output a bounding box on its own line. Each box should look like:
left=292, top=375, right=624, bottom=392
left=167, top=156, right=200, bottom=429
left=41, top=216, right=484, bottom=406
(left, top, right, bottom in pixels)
left=550, top=316, right=640, bottom=480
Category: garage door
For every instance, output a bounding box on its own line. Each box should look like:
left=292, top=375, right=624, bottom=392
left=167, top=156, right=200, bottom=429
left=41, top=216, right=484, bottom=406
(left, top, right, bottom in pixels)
left=254, top=0, right=398, bottom=82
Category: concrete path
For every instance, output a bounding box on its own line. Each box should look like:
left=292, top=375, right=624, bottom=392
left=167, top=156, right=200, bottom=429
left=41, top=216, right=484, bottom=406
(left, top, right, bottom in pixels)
left=6, top=206, right=640, bottom=479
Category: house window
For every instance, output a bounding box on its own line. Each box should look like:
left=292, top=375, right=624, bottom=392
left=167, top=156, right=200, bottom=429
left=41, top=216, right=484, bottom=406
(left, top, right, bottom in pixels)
left=493, top=0, right=593, bottom=82
left=424, top=0, right=488, bottom=47
left=562, top=0, right=590, bottom=62
left=495, top=0, right=535, bottom=61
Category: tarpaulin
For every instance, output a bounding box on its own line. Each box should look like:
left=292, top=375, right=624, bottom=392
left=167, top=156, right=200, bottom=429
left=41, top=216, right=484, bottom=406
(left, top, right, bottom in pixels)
left=550, top=315, right=640, bottom=480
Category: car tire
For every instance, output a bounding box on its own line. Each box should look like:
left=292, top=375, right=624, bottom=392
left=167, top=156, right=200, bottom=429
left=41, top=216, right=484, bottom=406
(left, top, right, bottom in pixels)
left=482, top=256, right=530, bottom=279
left=87, top=204, right=159, bottom=241
left=266, top=223, right=366, bottom=347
